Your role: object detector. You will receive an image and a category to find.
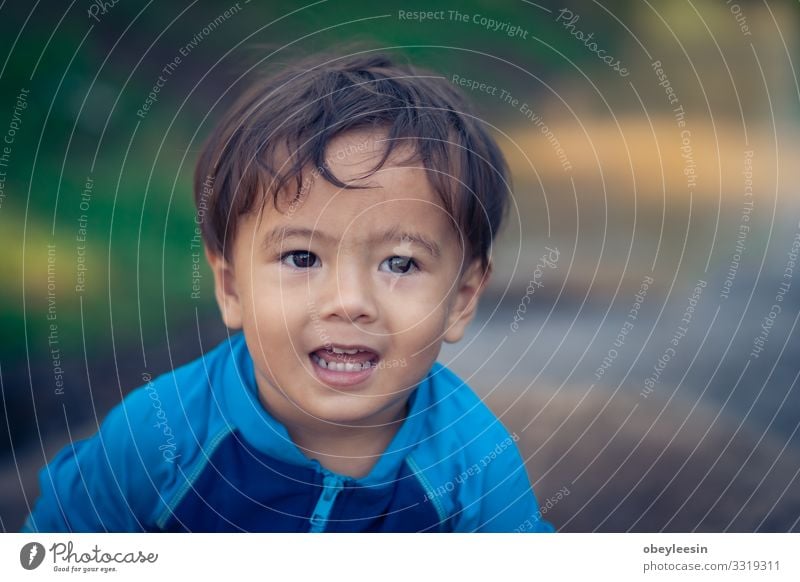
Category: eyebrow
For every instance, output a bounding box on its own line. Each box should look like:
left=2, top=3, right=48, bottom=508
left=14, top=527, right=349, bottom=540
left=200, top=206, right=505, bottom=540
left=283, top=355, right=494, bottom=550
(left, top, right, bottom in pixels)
left=263, top=225, right=441, bottom=258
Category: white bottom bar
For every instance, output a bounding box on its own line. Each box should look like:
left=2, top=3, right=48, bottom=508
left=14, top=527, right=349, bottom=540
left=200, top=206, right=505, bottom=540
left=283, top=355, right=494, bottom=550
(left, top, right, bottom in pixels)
left=2, top=533, right=798, bottom=581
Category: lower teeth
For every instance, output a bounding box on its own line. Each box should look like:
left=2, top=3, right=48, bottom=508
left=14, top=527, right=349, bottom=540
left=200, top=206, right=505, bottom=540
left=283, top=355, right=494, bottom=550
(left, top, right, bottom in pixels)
left=312, top=354, right=375, bottom=372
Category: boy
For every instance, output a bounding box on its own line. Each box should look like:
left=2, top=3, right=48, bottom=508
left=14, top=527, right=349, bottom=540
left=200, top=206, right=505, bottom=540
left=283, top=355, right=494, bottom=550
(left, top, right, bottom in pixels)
left=23, top=52, right=554, bottom=533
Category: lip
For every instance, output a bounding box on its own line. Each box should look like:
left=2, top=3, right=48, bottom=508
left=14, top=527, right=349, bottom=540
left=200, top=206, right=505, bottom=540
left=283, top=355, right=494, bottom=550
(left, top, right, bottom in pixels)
left=309, top=343, right=381, bottom=357
left=309, top=353, right=378, bottom=388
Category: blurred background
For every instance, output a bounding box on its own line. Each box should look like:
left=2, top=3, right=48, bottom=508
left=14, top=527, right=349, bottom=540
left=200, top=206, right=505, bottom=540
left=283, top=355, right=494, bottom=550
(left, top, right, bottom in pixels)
left=1, top=0, right=799, bottom=532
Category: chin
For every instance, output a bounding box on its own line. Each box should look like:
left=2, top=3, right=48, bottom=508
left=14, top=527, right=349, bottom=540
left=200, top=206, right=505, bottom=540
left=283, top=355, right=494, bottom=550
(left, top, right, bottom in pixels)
left=301, top=394, right=401, bottom=427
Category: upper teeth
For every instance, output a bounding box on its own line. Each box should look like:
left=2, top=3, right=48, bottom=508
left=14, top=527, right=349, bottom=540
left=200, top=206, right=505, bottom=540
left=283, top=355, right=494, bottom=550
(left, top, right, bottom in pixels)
left=331, top=346, right=362, bottom=354
left=312, top=353, right=374, bottom=372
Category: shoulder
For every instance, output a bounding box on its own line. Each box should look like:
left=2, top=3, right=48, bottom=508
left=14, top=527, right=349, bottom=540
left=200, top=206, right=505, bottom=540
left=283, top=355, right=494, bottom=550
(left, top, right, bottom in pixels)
left=408, top=362, right=545, bottom=532
left=408, top=363, right=521, bottom=487
left=97, top=338, right=238, bottom=524
left=421, top=361, right=516, bottom=451
left=24, top=336, right=246, bottom=531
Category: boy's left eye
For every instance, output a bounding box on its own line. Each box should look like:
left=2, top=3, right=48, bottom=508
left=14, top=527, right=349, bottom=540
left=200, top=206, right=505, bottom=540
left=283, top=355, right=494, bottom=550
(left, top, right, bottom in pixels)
left=280, top=250, right=320, bottom=269
left=380, top=256, right=418, bottom=275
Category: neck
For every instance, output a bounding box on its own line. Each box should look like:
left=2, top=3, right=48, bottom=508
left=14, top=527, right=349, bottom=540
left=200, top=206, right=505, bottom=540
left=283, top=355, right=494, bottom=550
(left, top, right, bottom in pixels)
left=257, top=383, right=410, bottom=479
left=289, top=404, right=408, bottom=478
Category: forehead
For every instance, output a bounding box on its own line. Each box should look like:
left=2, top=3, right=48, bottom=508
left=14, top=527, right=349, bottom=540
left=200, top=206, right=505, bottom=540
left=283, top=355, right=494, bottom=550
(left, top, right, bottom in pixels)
left=260, top=130, right=460, bottom=250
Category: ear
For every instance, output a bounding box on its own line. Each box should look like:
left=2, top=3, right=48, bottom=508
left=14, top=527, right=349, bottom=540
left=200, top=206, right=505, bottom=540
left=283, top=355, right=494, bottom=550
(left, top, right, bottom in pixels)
left=205, top=246, right=243, bottom=329
left=443, top=258, right=492, bottom=344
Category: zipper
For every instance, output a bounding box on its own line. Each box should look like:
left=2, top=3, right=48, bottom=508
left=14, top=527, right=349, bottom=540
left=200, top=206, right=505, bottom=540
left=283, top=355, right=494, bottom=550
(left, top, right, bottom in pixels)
left=308, top=473, right=345, bottom=533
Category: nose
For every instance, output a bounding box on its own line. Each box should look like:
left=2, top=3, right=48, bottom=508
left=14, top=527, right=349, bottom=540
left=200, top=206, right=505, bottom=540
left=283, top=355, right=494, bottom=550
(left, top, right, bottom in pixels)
left=315, top=258, right=378, bottom=324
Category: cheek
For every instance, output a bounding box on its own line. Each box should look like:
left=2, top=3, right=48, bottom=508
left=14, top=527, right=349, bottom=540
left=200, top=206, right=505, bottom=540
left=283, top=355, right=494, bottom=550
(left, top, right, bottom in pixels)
left=387, top=300, right=449, bottom=350
left=381, top=274, right=459, bottom=332
left=388, top=269, right=458, bottom=303
left=248, top=269, right=309, bottom=313
left=389, top=272, right=459, bottom=313
left=242, top=287, right=306, bottom=345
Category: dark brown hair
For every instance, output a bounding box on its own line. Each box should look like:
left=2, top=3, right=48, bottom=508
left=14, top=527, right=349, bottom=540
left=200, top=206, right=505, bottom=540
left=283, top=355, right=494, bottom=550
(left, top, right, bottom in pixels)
left=194, top=50, right=510, bottom=273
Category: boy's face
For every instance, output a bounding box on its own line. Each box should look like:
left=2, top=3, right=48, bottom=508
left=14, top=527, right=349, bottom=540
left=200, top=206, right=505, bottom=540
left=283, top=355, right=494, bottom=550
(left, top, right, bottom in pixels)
left=208, top=130, right=489, bottom=431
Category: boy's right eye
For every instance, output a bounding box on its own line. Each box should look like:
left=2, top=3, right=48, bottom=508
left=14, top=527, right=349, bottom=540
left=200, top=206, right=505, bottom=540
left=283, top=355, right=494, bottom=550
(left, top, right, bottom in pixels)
left=280, top=250, right=320, bottom=269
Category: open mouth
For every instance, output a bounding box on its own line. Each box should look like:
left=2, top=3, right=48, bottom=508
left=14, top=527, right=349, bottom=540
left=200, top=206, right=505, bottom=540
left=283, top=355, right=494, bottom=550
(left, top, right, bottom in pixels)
left=309, top=345, right=381, bottom=388
left=309, top=345, right=380, bottom=373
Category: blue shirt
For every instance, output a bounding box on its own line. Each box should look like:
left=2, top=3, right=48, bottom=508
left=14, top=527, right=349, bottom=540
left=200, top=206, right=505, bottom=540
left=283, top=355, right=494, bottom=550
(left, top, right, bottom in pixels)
left=22, top=333, right=554, bottom=533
